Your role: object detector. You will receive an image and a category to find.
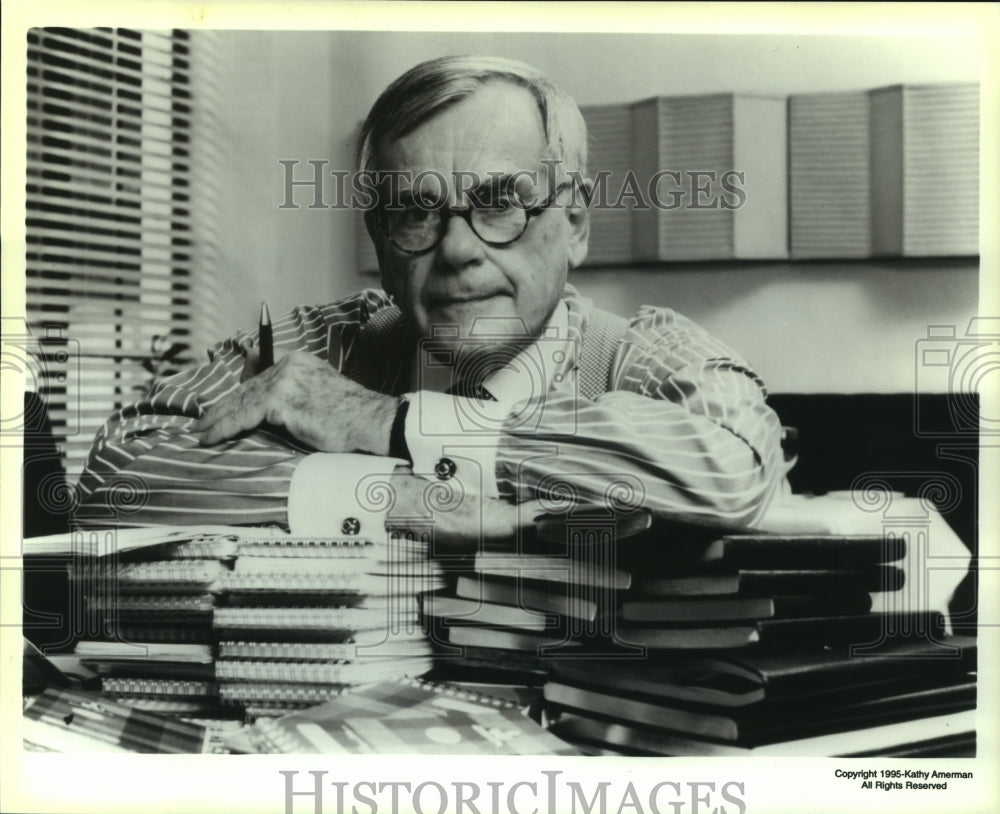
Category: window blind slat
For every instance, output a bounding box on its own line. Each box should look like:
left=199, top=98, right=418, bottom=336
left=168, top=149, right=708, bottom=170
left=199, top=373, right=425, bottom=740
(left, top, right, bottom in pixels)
left=26, top=183, right=189, bottom=213
left=29, top=47, right=189, bottom=91
left=27, top=212, right=189, bottom=235
left=27, top=278, right=190, bottom=301
left=38, top=29, right=188, bottom=69
left=27, top=243, right=190, bottom=262
left=27, top=165, right=189, bottom=196
left=28, top=110, right=183, bottom=148
left=28, top=236, right=191, bottom=263
left=27, top=142, right=192, bottom=174
left=26, top=180, right=181, bottom=208
left=25, top=310, right=189, bottom=337
left=27, top=124, right=189, bottom=160
left=28, top=81, right=189, bottom=118
left=27, top=261, right=194, bottom=279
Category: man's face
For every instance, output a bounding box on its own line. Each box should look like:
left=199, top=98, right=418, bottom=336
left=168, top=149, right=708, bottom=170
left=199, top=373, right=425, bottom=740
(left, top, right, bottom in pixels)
left=373, top=82, right=589, bottom=347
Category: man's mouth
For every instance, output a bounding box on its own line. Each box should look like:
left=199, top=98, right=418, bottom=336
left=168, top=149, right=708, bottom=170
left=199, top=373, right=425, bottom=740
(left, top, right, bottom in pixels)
left=429, top=292, right=506, bottom=305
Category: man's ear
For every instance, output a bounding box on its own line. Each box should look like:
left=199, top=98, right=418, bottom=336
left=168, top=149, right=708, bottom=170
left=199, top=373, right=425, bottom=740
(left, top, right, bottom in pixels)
left=565, top=179, right=591, bottom=269
left=364, top=211, right=392, bottom=295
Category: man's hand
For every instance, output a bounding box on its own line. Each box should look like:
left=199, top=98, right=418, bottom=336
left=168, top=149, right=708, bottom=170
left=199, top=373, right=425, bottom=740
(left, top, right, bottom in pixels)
left=194, top=351, right=399, bottom=454
left=385, top=467, right=545, bottom=553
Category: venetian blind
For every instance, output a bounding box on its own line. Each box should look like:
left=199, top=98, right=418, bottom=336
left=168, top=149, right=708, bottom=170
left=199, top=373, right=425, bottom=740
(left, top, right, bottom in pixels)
left=25, top=27, right=221, bottom=483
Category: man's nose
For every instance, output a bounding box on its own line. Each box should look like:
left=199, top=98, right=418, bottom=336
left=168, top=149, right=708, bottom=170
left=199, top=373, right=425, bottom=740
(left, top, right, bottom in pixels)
left=435, top=211, right=486, bottom=269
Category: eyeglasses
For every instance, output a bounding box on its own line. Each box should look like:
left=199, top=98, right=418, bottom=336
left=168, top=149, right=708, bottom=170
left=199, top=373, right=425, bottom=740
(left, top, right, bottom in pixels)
left=376, top=183, right=570, bottom=255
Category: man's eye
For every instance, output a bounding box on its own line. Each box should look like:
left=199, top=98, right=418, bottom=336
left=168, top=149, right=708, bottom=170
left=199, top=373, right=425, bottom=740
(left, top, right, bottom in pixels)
left=397, top=206, right=434, bottom=226
left=482, top=193, right=518, bottom=212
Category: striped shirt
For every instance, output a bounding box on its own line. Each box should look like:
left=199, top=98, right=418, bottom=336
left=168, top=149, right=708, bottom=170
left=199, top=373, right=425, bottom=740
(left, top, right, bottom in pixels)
left=75, top=285, right=785, bottom=529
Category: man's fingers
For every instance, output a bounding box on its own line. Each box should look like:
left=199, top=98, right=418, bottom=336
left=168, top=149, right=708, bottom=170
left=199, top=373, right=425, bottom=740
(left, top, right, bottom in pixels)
left=482, top=498, right=547, bottom=541
left=193, top=372, right=267, bottom=433
left=192, top=398, right=234, bottom=432
left=517, top=500, right=548, bottom=527
left=239, top=339, right=261, bottom=382
left=197, top=402, right=269, bottom=445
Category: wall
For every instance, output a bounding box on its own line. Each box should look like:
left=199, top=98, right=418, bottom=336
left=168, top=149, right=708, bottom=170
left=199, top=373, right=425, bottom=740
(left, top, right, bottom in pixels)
left=575, top=260, right=978, bottom=394
left=212, top=30, right=985, bottom=392
left=213, top=32, right=342, bottom=337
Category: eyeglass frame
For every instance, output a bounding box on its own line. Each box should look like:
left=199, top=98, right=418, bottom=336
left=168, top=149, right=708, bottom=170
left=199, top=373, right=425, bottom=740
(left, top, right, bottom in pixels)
left=373, top=180, right=574, bottom=255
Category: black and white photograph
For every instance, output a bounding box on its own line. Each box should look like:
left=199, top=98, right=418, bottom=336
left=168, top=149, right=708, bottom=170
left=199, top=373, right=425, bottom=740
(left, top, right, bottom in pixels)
left=2, top=2, right=998, bottom=813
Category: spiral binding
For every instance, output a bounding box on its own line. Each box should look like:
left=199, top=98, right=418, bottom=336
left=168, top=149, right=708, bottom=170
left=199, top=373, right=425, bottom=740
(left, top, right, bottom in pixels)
left=101, top=678, right=219, bottom=698
left=219, top=682, right=352, bottom=705
left=215, top=658, right=432, bottom=684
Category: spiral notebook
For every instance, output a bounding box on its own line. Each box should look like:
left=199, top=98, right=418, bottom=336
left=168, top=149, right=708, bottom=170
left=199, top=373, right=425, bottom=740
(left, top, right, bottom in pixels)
left=218, top=639, right=433, bottom=661
left=219, top=682, right=352, bottom=707
left=71, top=560, right=228, bottom=592
left=100, top=678, right=218, bottom=699
left=215, top=658, right=433, bottom=685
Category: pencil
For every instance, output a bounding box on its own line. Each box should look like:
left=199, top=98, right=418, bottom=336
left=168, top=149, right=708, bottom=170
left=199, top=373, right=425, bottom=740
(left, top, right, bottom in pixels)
left=258, top=302, right=274, bottom=370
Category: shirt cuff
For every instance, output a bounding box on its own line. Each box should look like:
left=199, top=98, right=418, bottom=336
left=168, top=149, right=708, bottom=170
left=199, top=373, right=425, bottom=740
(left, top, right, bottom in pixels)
left=288, top=452, right=407, bottom=537
left=404, top=390, right=501, bottom=498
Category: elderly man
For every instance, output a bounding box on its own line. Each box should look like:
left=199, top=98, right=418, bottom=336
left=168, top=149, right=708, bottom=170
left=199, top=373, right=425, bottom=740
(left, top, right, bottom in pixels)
left=76, top=55, right=786, bottom=543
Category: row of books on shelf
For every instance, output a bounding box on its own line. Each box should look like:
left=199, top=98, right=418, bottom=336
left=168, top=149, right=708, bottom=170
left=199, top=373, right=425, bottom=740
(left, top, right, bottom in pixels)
left=22, top=511, right=977, bottom=755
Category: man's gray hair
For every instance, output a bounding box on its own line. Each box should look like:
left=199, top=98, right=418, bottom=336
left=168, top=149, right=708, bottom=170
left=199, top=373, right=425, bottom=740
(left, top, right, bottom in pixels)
left=357, top=55, right=588, bottom=179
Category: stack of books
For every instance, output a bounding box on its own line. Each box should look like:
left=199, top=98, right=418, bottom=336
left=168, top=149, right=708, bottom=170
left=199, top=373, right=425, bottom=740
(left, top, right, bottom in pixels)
left=420, top=506, right=975, bottom=756
left=213, top=532, right=442, bottom=718
left=610, top=527, right=909, bottom=651
left=538, top=511, right=975, bottom=756
left=62, top=528, right=443, bottom=722
left=69, top=533, right=236, bottom=719
left=544, top=634, right=976, bottom=756
left=420, top=513, right=638, bottom=681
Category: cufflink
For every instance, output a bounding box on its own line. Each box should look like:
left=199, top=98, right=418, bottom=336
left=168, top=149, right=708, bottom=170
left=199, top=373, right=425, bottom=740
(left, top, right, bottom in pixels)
left=434, top=458, right=457, bottom=480
left=341, top=517, right=361, bottom=535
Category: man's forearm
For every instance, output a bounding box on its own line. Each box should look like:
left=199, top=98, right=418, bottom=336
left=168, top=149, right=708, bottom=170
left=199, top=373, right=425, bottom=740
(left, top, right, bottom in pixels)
left=494, top=388, right=785, bottom=525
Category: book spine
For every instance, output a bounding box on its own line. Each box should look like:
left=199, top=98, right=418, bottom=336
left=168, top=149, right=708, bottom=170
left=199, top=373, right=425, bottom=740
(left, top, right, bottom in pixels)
left=237, top=538, right=375, bottom=555
left=219, top=641, right=358, bottom=661
left=101, top=678, right=219, bottom=698
left=161, top=539, right=238, bottom=559
left=113, top=624, right=213, bottom=643
left=219, top=683, right=351, bottom=705
left=215, top=659, right=430, bottom=684
left=86, top=594, right=216, bottom=613
left=212, top=608, right=420, bottom=637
